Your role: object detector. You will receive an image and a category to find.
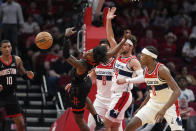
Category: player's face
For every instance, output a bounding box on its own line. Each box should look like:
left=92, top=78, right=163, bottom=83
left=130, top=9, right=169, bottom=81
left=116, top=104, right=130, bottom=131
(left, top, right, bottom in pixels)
left=83, top=49, right=94, bottom=62
left=140, top=53, right=149, bottom=66
left=121, top=43, right=131, bottom=55
left=0, top=42, right=12, bottom=56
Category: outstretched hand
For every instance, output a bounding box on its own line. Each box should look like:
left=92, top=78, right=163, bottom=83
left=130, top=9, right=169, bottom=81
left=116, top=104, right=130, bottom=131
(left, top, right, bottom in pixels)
left=65, top=27, right=77, bottom=37
left=27, top=71, right=34, bottom=79
left=107, top=7, right=116, bottom=20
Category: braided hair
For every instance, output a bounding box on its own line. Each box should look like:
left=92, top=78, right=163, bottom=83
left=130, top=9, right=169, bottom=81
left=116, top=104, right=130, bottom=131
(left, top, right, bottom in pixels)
left=93, top=46, right=108, bottom=64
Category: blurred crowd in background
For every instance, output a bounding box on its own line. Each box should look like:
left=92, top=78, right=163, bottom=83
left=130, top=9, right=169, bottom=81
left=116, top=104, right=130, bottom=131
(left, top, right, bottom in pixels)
left=0, top=0, right=196, bottom=130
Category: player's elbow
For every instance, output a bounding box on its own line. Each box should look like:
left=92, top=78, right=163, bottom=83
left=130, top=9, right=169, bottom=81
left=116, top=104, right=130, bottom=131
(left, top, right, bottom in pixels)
left=175, top=88, right=181, bottom=97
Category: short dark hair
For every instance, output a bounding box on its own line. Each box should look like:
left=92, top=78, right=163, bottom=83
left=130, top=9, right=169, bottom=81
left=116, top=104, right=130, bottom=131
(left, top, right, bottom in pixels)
left=145, top=46, right=159, bottom=56
left=179, top=65, right=187, bottom=73
left=129, top=35, right=137, bottom=47
left=177, top=76, right=187, bottom=83
left=93, top=46, right=108, bottom=64
left=0, top=40, right=10, bottom=47
left=99, top=39, right=110, bottom=47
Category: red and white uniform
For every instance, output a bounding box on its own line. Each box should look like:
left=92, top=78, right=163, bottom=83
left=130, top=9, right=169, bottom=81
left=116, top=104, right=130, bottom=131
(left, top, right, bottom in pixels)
left=135, top=62, right=182, bottom=130
left=105, top=56, right=136, bottom=123
left=111, top=56, right=136, bottom=92
left=88, top=58, right=123, bottom=131
left=94, top=58, right=115, bottom=105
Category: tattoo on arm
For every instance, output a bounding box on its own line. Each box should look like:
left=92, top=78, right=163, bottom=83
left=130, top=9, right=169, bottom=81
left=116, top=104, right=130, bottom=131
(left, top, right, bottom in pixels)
left=66, top=56, right=85, bottom=69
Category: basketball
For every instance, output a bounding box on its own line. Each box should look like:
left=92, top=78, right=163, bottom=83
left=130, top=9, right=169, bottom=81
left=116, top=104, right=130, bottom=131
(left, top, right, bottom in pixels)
left=35, top=32, right=53, bottom=49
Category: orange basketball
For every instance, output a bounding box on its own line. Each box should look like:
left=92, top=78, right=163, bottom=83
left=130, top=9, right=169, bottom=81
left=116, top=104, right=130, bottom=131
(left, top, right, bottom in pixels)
left=35, top=32, right=53, bottom=49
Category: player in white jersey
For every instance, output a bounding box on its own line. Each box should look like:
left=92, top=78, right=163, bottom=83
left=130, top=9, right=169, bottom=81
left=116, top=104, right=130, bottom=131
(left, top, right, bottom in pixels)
left=87, top=38, right=119, bottom=131
left=117, top=46, right=182, bottom=131
left=104, top=7, right=144, bottom=131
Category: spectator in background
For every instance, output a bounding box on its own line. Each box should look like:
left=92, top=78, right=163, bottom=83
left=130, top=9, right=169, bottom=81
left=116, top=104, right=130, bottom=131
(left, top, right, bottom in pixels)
left=21, top=15, right=38, bottom=34
left=174, top=17, right=191, bottom=39
left=0, top=0, right=24, bottom=54
left=26, top=1, right=42, bottom=25
left=178, top=77, right=195, bottom=102
left=179, top=97, right=196, bottom=131
left=26, top=25, right=41, bottom=70
left=138, top=29, right=158, bottom=51
left=44, top=44, right=60, bottom=71
left=50, top=26, right=62, bottom=45
left=47, top=49, right=72, bottom=100
left=133, top=9, right=149, bottom=29
left=153, top=8, right=172, bottom=32
left=166, top=62, right=177, bottom=79
left=177, top=66, right=196, bottom=86
left=160, top=32, right=177, bottom=57
left=182, top=33, right=196, bottom=62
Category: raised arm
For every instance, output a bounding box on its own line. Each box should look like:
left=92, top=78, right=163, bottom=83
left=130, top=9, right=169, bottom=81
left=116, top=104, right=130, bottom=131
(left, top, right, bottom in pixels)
left=155, top=65, right=181, bottom=122
left=106, top=7, right=117, bottom=49
left=107, top=32, right=130, bottom=58
left=63, top=28, right=85, bottom=70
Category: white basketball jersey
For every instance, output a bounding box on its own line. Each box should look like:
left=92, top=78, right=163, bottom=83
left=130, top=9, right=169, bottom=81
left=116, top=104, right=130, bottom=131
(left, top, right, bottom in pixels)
left=111, top=56, right=137, bottom=92
left=144, top=62, right=173, bottom=104
left=95, top=58, right=116, bottom=103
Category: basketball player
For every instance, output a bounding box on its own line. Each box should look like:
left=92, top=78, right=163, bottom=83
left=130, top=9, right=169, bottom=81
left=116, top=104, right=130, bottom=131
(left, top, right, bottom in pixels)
left=0, top=40, right=34, bottom=131
left=103, top=7, right=144, bottom=131
left=87, top=38, right=124, bottom=131
left=63, top=27, right=130, bottom=131
left=117, top=46, right=182, bottom=131
left=87, top=7, right=127, bottom=131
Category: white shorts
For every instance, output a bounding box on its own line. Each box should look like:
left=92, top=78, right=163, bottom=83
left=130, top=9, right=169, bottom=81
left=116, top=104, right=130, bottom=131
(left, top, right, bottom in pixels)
left=105, top=91, right=132, bottom=123
left=88, top=98, right=109, bottom=131
left=135, top=100, right=182, bottom=131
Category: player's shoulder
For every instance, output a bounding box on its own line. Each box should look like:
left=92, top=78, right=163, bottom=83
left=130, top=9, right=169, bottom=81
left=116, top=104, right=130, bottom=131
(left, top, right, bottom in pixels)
left=158, top=63, right=170, bottom=74
left=14, top=55, right=22, bottom=62
left=129, top=56, right=140, bottom=65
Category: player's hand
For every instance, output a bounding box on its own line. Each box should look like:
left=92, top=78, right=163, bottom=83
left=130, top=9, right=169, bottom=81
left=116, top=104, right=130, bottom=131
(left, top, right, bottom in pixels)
left=65, top=27, right=77, bottom=37
left=65, top=83, right=71, bottom=92
left=116, top=79, right=126, bottom=85
left=27, top=71, right=34, bottom=79
left=0, top=84, right=3, bottom=92
left=155, top=108, right=166, bottom=123
left=107, top=7, right=116, bottom=20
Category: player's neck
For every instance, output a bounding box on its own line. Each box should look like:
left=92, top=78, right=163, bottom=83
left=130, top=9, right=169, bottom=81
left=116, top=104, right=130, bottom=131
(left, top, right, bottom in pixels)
left=122, top=52, right=132, bottom=58
left=147, top=61, right=157, bottom=73
left=1, top=55, right=12, bottom=62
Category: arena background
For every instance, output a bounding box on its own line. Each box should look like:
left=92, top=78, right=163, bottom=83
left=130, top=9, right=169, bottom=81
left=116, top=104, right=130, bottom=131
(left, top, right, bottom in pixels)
left=0, top=0, right=196, bottom=131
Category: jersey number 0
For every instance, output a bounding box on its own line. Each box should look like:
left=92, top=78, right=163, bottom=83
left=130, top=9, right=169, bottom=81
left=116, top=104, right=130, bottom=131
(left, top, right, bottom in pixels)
left=6, top=76, right=13, bottom=85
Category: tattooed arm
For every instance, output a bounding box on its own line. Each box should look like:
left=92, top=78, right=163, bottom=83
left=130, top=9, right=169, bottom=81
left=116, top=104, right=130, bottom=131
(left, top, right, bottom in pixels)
left=63, top=27, right=86, bottom=74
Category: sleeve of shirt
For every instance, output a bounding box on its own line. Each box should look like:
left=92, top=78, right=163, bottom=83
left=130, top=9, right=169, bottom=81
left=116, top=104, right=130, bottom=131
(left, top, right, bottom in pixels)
left=17, top=4, right=24, bottom=25
left=182, top=42, right=189, bottom=54
left=190, top=90, right=195, bottom=101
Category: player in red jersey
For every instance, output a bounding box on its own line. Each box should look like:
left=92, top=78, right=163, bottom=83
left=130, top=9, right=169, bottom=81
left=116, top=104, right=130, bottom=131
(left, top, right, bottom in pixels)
left=117, top=46, right=182, bottom=131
